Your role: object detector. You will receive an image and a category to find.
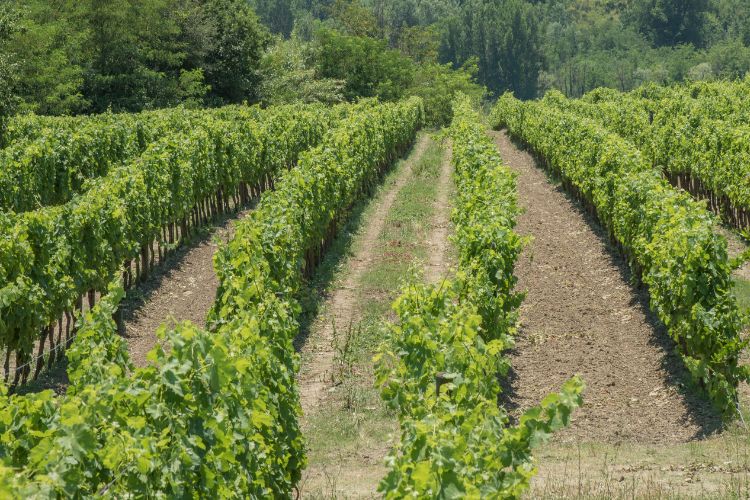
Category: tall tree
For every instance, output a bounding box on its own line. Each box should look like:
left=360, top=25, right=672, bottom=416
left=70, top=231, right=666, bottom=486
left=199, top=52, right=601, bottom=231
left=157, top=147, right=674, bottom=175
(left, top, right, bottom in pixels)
left=329, top=0, right=380, bottom=38
left=202, top=0, right=270, bottom=103
left=314, top=28, right=414, bottom=100
left=74, top=0, right=173, bottom=111
left=627, top=0, right=709, bottom=47
left=249, top=0, right=296, bottom=36
left=441, top=0, right=543, bottom=98
left=259, top=36, right=344, bottom=104
left=0, top=5, right=19, bottom=142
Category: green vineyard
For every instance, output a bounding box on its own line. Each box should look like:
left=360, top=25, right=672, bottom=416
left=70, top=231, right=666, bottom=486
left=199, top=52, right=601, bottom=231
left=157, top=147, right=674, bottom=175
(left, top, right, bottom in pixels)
left=491, top=92, right=748, bottom=414
left=0, top=99, right=423, bottom=495
left=8, top=0, right=750, bottom=496
left=3, top=81, right=750, bottom=496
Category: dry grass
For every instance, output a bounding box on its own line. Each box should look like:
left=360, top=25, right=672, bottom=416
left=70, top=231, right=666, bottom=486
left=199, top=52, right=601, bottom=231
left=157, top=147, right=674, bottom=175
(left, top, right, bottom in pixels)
left=529, top=425, right=750, bottom=499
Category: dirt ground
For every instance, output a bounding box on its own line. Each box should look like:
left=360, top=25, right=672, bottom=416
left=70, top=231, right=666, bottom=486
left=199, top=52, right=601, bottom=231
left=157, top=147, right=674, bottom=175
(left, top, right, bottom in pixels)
left=490, top=130, right=722, bottom=444
left=121, top=210, right=249, bottom=367
left=298, top=135, right=454, bottom=498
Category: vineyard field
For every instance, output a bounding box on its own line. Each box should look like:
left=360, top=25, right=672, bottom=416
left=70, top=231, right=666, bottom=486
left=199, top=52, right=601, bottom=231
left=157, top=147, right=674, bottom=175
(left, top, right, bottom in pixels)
left=9, top=0, right=750, bottom=495
left=0, top=88, right=749, bottom=498
left=539, top=82, right=750, bottom=234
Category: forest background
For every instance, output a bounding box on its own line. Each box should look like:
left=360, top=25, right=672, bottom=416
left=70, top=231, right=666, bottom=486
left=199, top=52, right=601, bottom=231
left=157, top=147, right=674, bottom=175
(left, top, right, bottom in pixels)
left=1, top=0, right=747, bottom=124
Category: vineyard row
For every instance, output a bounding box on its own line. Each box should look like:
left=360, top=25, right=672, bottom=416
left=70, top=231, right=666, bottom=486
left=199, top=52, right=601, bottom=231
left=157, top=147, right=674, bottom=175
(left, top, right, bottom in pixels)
left=492, top=95, right=747, bottom=414
left=544, top=85, right=750, bottom=233
left=0, top=103, right=339, bottom=387
left=0, top=98, right=423, bottom=496
left=374, top=96, right=583, bottom=498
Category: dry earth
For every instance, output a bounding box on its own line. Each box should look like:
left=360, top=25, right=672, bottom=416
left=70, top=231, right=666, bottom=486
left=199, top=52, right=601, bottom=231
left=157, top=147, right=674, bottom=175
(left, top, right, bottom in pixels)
left=424, top=143, right=454, bottom=284
left=122, top=211, right=249, bottom=367
left=491, top=130, right=721, bottom=444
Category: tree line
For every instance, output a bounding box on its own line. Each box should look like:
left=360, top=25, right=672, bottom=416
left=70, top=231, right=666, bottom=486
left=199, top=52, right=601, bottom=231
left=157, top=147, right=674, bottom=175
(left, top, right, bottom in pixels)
left=1, top=0, right=749, bottom=121
left=252, top=0, right=750, bottom=98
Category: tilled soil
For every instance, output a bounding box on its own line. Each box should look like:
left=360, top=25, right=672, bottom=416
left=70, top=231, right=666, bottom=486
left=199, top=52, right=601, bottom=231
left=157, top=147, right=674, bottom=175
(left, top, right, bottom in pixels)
left=122, top=211, right=248, bottom=367
left=491, top=130, right=721, bottom=444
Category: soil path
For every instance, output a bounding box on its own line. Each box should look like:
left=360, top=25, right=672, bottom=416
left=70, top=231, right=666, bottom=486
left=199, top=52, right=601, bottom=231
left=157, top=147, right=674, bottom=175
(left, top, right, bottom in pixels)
left=122, top=211, right=248, bottom=367
left=297, top=135, right=430, bottom=414
left=299, top=137, right=457, bottom=498
left=490, top=130, right=720, bottom=444
left=424, top=143, right=454, bottom=284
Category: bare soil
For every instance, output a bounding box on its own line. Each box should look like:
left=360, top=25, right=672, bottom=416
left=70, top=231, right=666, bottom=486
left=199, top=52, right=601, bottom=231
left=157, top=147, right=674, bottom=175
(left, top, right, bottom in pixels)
left=122, top=211, right=249, bottom=367
left=491, top=130, right=721, bottom=444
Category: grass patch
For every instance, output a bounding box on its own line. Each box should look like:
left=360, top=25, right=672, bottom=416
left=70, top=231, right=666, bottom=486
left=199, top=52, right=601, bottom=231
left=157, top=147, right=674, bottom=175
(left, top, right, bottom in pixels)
left=733, top=277, right=750, bottom=312
left=300, top=134, right=451, bottom=497
left=528, top=430, right=750, bottom=499
left=358, top=137, right=443, bottom=291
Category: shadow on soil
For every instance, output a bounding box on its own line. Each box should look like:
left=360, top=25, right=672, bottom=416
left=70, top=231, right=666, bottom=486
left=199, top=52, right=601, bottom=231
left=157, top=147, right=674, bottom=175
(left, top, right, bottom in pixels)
left=119, top=205, right=254, bottom=330
left=497, top=131, right=724, bottom=440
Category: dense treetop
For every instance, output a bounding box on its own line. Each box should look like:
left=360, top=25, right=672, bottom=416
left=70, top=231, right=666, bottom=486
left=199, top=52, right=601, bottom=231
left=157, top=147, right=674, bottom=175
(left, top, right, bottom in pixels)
left=1, top=0, right=749, bottom=120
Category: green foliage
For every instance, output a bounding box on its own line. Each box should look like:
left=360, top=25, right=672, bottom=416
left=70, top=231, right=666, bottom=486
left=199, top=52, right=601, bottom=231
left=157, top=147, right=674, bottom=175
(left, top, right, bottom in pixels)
left=249, top=0, right=298, bottom=36
left=0, top=278, right=306, bottom=497
left=407, top=61, right=484, bottom=127
left=75, top=0, right=179, bottom=112
left=0, top=108, right=204, bottom=210
left=396, top=24, right=440, bottom=63
left=314, top=28, right=415, bottom=101
left=0, top=104, right=334, bottom=374
left=259, top=36, right=345, bottom=105
left=201, top=0, right=271, bottom=104
left=492, top=93, right=748, bottom=414
left=552, top=81, right=750, bottom=226
left=5, top=2, right=86, bottom=115
left=7, top=0, right=750, bottom=112
left=441, top=0, right=544, bottom=98
left=0, top=5, right=19, bottom=141
left=0, top=98, right=423, bottom=496
left=376, top=96, right=583, bottom=498
left=311, top=27, right=482, bottom=126
left=625, top=0, right=710, bottom=47
left=1, top=0, right=270, bottom=114
left=176, top=68, right=211, bottom=108
left=328, top=0, right=381, bottom=38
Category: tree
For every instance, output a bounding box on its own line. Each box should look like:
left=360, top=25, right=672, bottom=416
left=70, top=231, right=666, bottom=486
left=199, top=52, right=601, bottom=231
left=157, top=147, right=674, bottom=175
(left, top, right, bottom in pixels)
left=202, top=0, right=270, bottom=104
left=707, top=37, right=750, bottom=79
left=0, top=5, right=19, bottom=143
left=626, top=0, right=709, bottom=47
left=441, top=0, right=543, bottom=99
left=314, top=28, right=414, bottom=101
left=328, top=0, right=380, bottom=38
left=73, top=0, right=175, bottom=112
left=498, top=0, right=544, bottom=99
left=407, top=59, right=484, bottom=126
left=397, top=25, right=439, bottom=63
left=248, top=0, right=296, bottom=36
left=711, top=0, right=750, bottom=46
left=5, top=1, right=87, bottom=114
left=259, top=36, right=344, bottom=105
